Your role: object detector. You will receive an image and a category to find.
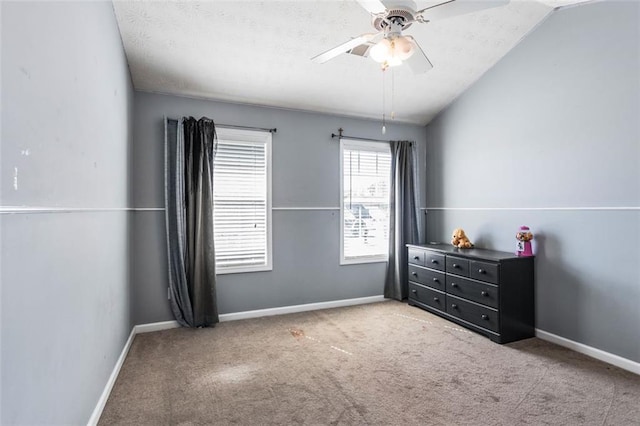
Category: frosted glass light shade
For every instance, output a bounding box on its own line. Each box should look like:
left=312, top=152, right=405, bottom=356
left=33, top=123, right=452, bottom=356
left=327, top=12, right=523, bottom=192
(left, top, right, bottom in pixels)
left=370, top=38, right=391, bottom=63
left=394, top=36, right=415, bottom=61
left=387, top=56, right=402, bottom=67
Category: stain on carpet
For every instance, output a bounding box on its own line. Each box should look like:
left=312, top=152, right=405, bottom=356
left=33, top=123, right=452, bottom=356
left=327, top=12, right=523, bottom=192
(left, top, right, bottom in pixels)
left=289, top=327, right=305, bottom=339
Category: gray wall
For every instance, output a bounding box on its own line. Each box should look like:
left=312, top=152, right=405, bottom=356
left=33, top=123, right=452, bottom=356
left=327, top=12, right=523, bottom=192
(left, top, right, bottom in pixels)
left=132, top=92, right=427, bottom=325
left=424, top=1, right=639, bottom=362
left=1, top=2, right=134, bottom=424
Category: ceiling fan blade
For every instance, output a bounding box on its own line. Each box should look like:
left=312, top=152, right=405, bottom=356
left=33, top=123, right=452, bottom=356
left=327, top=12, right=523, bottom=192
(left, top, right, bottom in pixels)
left=311, top=33, right=379, bottom=64
left=405, top=37, right=433, bottom=74
left=356, top=0, right=387, bottom=15
left=417, top=0, right=509, bottom=22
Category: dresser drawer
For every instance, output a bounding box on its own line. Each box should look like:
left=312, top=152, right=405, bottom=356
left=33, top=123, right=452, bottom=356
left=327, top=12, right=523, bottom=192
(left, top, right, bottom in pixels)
left=446, top=256, right=469, bottom=277
left=408, top=265, right=445, bottom=291
left=470, top=260, right=499, bottom=284
left=408, top=248, right=425, bottom=266
left=424, top=252, right=445, bottom=272
left=447, top=276, right=498, bottom=309
left=446, top=295, right=499, bottom=333
left=409, top=283, right=445, bottom=312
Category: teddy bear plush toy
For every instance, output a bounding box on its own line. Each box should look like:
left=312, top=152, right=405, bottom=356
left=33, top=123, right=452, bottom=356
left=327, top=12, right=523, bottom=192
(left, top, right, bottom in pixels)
left=451, top=228, right=474, bottom=249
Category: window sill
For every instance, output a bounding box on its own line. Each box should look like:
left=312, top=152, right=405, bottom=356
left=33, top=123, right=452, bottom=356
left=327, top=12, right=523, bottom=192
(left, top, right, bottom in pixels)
left=216, top=265, right=272, bottom=275
left=340, top=256, right=388, bottom=266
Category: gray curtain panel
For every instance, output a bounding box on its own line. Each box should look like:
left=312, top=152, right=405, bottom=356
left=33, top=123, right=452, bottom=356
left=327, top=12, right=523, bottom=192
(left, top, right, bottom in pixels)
left=384, top=141, right=420, bottom=301
left=164, top=116, right=219, bottom=327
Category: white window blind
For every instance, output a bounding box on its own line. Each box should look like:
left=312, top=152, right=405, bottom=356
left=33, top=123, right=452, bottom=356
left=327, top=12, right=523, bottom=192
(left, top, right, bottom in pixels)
left=340, top=139, right=391, bottom=263
left=213, top=128, right=272, bottom=274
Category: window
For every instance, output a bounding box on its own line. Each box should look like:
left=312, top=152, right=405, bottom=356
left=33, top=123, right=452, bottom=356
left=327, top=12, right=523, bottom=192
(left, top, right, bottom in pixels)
left=213, top=128, right=272, bottom=274
left=340, top=139, right=391, bottom=264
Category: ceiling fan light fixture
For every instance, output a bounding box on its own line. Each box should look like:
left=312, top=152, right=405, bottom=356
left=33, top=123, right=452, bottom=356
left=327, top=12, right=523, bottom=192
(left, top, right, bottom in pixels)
left=394, top=36, right=415, bottom=61
left=370, top=38, right=392, bottom=63
left=386, top=56, right=403, bottom=67
left=370, top=35, right=415, bottom=65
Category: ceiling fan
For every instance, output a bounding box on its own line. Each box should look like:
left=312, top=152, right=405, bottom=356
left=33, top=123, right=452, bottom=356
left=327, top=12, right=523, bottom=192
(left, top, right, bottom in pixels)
left=311, top=0, right=510, bottom=73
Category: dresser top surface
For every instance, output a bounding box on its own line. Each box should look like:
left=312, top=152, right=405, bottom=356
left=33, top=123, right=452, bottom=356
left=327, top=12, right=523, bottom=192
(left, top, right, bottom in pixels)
left=407, top=243, right=531, bottom=262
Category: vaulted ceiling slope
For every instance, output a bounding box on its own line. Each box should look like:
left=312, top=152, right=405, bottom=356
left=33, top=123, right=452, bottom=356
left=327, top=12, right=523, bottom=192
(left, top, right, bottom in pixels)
left=113, top=0, right=595, bottom=125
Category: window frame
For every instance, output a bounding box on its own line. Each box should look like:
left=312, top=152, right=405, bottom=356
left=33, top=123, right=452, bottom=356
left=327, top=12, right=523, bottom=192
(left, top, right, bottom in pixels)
left=213, top=127, right=273, bottom=275
left=339, top=138, right=391, bottom=265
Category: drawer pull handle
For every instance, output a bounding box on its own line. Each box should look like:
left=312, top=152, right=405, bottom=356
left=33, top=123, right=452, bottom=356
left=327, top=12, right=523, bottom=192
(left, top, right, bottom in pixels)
left=453, top=263, right=459, bottom=268
left=433, top=297, right=439, bottom=302
left=451, top=283, right=458, bottom=288
left=411, top=289, right=417, bottom=294
left=431, top=259, right=438, bottom=264
left=478, top=269, right=486, bottom=274
left=481, top=291, right=488, bottom=296
left=451, top=304, right=458, bottom=309
left=413, top=256, right=420, bottom=260
left=481, top=314, right=489, bottom=320
left=411, top=272, right=417, bottom=276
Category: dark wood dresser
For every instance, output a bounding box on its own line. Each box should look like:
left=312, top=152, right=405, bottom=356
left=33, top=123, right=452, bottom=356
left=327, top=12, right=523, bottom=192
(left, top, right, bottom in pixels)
left=406, top=243, right=534, bottom=343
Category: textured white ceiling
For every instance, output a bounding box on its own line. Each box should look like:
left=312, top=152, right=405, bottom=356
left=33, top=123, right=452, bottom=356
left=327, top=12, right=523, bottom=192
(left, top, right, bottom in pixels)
left=112, top=0, right=592, bottom=125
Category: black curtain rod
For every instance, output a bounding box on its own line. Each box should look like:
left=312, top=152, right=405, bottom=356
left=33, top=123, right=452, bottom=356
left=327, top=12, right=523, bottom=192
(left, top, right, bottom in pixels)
left=168, top=117, right=276, bottom=133
left=331, top=133, right=393, bottom=143
left=331, top=128, right=393, bottom=143
left=218, top=123, right=277, bottom=133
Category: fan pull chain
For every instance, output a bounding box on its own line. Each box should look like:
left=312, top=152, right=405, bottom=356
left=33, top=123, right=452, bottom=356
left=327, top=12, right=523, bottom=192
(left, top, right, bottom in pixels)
left=382, top=67, right=386, bottom=135
left=391, top=68, right=396, bottom=120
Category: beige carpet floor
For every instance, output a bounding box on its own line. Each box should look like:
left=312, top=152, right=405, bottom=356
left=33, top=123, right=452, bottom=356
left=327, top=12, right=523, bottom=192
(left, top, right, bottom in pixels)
left=99, top=301, right=640, bottom=425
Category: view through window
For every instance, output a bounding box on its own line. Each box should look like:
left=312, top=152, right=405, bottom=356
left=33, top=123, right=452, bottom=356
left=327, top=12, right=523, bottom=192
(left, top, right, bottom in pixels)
left=341, top=139, right=391, bottom=263
left=213, top=128, right=272, bottom=273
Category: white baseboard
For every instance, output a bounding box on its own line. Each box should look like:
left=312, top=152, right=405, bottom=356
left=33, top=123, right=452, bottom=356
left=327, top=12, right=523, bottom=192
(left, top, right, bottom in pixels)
left=88, top=295, right=386, bottom=425
left=87, top=327, right=137, bottom=426
left=536, top=329, right=640, bottom=375
left=134, top=320, right=180, bottom=334
left=218, top=295, right=387, bottom=322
